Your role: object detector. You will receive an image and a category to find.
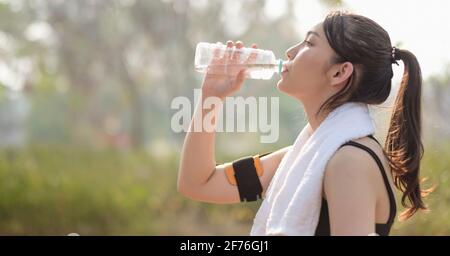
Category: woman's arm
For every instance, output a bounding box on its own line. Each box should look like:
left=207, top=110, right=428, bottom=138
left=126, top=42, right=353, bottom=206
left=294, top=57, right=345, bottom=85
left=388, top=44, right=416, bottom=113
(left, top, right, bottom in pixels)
left=177, top=93, right=290, bottom=203
left=177, top=40, right=290, bottom=204
left=324, top=146, right=379, bottom=235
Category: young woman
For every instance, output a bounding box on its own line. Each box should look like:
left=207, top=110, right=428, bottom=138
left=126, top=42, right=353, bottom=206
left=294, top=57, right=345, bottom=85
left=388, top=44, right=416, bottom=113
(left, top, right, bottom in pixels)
left=177, top=11, right=429, bottom=235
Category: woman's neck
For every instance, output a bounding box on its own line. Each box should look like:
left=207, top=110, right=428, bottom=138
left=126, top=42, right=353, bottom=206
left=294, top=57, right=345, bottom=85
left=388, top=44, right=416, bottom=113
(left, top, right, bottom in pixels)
left=302, top=100, right=329, bottom=132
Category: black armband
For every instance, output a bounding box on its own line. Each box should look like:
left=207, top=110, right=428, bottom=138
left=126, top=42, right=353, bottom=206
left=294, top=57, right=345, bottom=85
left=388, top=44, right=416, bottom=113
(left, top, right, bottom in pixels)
left=232, top=156, right=263, bottom=202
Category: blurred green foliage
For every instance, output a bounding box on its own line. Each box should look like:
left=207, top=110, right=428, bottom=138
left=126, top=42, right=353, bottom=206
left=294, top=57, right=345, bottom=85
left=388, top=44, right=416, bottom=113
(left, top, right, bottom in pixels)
left=0, top=143, right=448, bottom=235
left=0, top=146, right=259, bottom=235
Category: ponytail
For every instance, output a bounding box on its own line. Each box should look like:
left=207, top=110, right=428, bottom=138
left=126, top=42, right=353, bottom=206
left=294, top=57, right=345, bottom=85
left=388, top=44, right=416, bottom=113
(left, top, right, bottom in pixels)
left=385, top=48, right=431, bottom=220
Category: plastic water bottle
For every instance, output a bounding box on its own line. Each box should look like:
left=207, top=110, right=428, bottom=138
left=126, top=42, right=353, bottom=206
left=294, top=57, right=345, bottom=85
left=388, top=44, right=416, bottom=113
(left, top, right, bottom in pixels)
left=194, top=42, right=285, bottom=80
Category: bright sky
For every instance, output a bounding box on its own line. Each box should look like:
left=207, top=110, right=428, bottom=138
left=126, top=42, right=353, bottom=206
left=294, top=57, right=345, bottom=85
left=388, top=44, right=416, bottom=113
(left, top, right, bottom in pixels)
left=289, top=0, right=450, bottom=79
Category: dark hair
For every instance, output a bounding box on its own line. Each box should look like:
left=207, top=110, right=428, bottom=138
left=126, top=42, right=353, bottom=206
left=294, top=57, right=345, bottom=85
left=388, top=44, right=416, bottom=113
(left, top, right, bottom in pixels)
left=320, top=10, right=431, bottom=220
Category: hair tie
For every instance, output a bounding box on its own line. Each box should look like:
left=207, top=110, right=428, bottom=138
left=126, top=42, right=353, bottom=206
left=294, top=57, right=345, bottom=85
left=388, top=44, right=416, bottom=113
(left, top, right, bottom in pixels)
left=391, top=46, right=400, bottom=66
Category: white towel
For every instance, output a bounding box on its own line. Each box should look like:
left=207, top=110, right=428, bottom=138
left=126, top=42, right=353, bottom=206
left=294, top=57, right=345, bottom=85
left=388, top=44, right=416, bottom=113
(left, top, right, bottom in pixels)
left=250, top=102, right=376, bottom=236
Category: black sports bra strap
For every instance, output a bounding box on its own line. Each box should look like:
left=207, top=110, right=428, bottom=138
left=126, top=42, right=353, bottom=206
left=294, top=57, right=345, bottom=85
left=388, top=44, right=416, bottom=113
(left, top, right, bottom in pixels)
left=339, top=140, right=397, bottom=226
left=367, top=134, right=381, bottom=146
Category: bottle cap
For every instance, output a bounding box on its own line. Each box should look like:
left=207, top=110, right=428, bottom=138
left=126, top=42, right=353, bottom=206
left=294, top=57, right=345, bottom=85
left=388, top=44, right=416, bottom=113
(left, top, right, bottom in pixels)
left=278, top=59, right=284, bottom=74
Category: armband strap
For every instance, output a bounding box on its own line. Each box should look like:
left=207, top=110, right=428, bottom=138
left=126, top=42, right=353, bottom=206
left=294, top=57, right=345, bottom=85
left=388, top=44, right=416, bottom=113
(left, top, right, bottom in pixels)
left=225, top=153, right=268, bottom=186
left=225, top=164, right=237, bottom=186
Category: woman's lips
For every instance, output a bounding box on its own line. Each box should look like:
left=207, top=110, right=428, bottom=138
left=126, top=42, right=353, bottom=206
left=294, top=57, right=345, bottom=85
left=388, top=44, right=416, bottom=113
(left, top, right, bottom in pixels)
left=282, top=63, right=289, bottom=73
left=281, top=64, right=289, bottom=75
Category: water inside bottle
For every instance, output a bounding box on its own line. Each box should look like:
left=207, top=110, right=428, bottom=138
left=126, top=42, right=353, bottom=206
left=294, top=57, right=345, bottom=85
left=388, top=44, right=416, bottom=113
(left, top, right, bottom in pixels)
left=195, top=63, right=280, bottom=80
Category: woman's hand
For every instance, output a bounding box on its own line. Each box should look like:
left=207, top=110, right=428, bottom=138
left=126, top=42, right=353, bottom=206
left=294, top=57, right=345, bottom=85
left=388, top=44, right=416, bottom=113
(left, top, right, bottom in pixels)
left=201, top=40, right=257, bottom=100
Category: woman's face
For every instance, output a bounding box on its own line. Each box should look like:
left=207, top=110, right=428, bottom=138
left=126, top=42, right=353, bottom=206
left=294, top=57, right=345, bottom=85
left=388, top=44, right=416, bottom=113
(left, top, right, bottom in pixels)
left=277, top=22, right=342, bottom=103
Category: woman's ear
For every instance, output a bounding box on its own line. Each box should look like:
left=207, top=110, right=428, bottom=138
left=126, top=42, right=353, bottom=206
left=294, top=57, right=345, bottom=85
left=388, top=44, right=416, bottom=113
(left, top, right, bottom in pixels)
left=329, top=61, right=354, bottom=88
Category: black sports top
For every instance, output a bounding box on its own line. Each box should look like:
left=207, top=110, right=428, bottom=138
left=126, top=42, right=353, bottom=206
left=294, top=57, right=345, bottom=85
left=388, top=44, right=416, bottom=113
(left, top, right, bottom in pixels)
left=314, top=135, right=397, bottom=236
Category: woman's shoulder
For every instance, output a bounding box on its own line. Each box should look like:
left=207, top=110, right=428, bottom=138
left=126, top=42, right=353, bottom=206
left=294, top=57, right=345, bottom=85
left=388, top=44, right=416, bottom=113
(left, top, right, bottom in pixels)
left=326, top=139, right=381, bottom=181
left=323, top=137, right=389, bottom=199
left=329, top=136, right=388, bottom=172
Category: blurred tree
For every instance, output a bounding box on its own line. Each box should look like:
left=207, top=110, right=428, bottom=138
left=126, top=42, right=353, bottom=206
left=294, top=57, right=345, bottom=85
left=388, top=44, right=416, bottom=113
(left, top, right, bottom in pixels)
left=423, top=65, right=450, bottom=144
left=0, top=0, right=343, bottom=149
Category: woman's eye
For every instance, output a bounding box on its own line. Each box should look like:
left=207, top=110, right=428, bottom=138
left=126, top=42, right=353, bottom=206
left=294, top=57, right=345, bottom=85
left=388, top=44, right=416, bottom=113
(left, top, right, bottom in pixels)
left=301, top=40, right=312, bottom=46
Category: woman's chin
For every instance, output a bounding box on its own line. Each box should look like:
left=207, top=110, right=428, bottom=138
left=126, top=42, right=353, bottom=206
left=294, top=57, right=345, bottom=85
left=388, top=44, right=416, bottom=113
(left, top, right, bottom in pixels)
left=277, top=80, right=301, bottom=99
left=276, top=79, right=288, bottom=92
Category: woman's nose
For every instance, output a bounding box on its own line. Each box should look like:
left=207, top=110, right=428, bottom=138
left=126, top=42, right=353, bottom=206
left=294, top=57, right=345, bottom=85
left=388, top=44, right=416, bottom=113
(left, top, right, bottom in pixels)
left=285, top=50, right=291, bottom=60
left=285, top=47, right=297, bottom=60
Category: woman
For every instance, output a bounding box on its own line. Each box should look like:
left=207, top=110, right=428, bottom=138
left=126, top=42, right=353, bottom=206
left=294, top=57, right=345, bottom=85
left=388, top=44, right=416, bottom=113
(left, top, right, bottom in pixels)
left=177, top=11, right=429, bottom=235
